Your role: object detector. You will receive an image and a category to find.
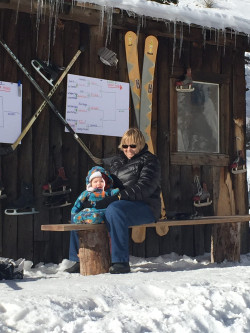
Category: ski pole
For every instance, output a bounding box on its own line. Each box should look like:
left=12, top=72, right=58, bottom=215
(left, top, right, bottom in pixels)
left=0, top=46, right=84, bottom=156
left=0, top=39, right=103, bottom=165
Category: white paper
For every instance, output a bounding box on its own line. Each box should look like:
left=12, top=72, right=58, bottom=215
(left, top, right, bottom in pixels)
left=0, top=81, right=22, bottom=144
left=65, top=74, right=129, bottom=137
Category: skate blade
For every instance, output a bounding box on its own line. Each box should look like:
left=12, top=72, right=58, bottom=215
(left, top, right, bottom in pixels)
left=42, top=188, right=72, bottom=196
left=31, top=60, right=54, bottom=86
left=231, top=167, right=247, bottom=174
left=176, top=86, right=194, bottom=92
left=46, top=201, right=72, bottom=209
left=193, top=199, right=212, bottom=208
left=4, top=207, right=39, bottom=215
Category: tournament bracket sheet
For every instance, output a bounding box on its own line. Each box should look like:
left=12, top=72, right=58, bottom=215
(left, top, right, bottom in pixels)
left=0, top=81, right=22, bottom=144
left=65, top=74, right=129, bottom=137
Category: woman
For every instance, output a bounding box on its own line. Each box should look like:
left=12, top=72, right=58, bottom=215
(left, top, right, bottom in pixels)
left=66, top=128, right=161, bottom=274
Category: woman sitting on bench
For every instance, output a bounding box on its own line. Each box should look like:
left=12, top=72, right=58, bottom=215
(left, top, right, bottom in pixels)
left=65, top=128, right=161, bottom=274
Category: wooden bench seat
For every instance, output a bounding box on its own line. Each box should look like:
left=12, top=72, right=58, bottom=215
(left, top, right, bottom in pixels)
left=41, top=214, right=250, bottom=276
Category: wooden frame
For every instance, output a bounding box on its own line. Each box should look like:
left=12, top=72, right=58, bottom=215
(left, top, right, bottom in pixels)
left=170, top=75, right=230, bottom=166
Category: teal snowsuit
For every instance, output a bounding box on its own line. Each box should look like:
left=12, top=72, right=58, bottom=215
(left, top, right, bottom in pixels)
left=71, top=166, right=119, bottom=224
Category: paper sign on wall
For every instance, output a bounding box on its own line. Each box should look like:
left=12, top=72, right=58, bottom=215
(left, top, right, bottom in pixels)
left=0, top=81, right=22, bottom=144
left=65, top=74, right=129, bottom=137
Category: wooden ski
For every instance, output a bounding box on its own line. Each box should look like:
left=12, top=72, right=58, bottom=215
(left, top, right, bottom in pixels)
left=139, top=35, right=158, bottom=154
left=125, top=31, right=141, bottom=127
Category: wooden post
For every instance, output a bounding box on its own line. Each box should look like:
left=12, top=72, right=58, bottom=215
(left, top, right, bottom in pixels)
left=211, top=168, right=240, bottom=263
left=78, top=228, right=111, bottom=275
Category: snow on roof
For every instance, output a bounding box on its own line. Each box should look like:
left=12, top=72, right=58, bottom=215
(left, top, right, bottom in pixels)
left=76, top=0, right=250, bottom=36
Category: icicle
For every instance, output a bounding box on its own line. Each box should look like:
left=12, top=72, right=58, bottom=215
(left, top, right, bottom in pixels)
left=179, top=22, right=183, bottom=59
left=137, top=17, right=141, bottom=37
left=99, top=6, right=105, bottom=34
left=202, top=27, right=206, bottom=49
left=105, top=7, right=113, bottom=47
left=15, top=0, right=21, bottom=24
left=216, top=29, right=220, bottom=51
left=171, top=21, right=176, bottom=74
left=223, top=30, right=226, bottom=55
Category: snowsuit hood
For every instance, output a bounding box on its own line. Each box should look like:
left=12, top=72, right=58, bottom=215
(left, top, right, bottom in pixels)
left=86, top=166, right=113, bottom=191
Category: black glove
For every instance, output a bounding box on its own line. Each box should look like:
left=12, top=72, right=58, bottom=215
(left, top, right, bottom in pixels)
left=81, top=201, right=93, bottom=209
left=95, top=195, right=119, bottom=209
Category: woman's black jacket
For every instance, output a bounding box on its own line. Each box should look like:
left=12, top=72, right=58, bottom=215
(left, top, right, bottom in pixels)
left=110, top=144, right=161, bottom=220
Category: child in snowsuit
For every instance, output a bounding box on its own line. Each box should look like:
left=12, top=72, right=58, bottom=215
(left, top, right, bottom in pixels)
left=71, top=166, right=119, bottom=224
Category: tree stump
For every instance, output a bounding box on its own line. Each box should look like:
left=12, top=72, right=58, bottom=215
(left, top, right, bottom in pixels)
left=78, top=226, right=111, bottom=275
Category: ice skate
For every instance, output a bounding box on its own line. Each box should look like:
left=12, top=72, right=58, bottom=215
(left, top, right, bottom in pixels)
left=44, top=193, right=71, bottom=209
left=4, top=182, right=39, bottom=215
left=176, top=67, right=194, bottom=92
left=31, top=59, right=65, bottom=86
left=193, top=176, right=212, bottom=208
left=231, top=150, right=247, bottom=174
left=0, top=179, right=7, bottom=199
left=43, top=167, right=71, bottom=196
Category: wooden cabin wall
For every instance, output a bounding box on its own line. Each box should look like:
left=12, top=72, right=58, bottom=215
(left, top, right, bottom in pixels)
left=0, top=9, right=248, bottom=264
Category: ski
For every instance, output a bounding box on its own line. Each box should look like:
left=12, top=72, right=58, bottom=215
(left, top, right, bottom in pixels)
left=139, top=35, right=158, bottom=154
left=0, top=39, right=102, bottom=165
left=125, top=31, right=141, bottom=127
left=0, top=46, right=84, bottom=157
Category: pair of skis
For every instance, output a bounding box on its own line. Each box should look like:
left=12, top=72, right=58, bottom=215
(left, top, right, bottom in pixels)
left=0, top=39, right=102, bottom=165
left=125, top=31, right=168, bottom=243
left=124, top=31, right=157, bottom=152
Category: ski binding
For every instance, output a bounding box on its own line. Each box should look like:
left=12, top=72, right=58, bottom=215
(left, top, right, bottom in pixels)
left=31, top=59, right=64, bottom=86
left=98, top=47, right=118, bottom=67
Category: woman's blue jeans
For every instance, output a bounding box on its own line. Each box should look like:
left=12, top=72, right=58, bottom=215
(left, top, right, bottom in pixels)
left=69, top=200, right=155, bottom=263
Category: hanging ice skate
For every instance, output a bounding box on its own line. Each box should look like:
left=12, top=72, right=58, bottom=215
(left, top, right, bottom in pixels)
left=230, top=137, right=247, bottom=174
left=0, top=180, right=7, bottom=199
left=31, top=59, right=65, bottom=86
left=44, top=193, right=71, bottom=209
left=98, top=47, right=118, bottom=67
left=193, top=176, right=212, bottom=208
left=42, top=167, right=72, bottom=209
left=176, top=67, right=194, bottom=92
left=4, top=182, right=39, bottom=215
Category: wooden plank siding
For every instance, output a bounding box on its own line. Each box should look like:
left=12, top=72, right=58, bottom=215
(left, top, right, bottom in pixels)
left=0, top=8, right=248, bottom=264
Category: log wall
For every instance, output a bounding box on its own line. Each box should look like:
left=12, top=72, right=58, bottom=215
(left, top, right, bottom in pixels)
left=0, top=9, right=248, bottom=264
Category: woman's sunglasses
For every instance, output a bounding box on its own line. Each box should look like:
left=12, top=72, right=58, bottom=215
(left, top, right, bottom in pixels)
left=122, top=144, right=137, bottom=149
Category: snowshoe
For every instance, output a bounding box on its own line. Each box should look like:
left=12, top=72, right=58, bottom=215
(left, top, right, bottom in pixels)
left=231, top=150, right=247, bottom=174
left=31, top=59, right=65, bottom=86
left=0, top=257, right=25, bottom=280
left=176, top=67, right=194, bottom=92
left=43, top=167, right=71, bottom=196
left=98, top=47, right=118, bottom=67
left=44, top=193, right=71, bottom=209
left=0, top=179, right=7, bottom=199
left=5, top=182, right=39, bottom=215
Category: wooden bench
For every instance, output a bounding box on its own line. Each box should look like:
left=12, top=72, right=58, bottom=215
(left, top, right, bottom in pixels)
left=41, top=215, right=250, bottom=276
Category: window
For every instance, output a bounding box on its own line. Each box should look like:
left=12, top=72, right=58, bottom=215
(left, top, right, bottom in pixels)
left=177, top=81, right=219, bottom=153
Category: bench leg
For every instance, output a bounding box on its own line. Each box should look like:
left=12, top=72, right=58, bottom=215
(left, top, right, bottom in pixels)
left=78, top=228, right=111, bottom=276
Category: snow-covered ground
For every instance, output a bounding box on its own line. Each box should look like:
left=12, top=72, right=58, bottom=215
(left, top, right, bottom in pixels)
left=1, top=253, right=250, bottom=333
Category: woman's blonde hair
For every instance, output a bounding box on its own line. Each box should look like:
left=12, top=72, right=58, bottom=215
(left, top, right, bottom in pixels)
left=118, top=128, right=145, bottom=152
